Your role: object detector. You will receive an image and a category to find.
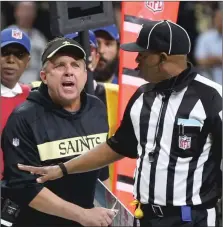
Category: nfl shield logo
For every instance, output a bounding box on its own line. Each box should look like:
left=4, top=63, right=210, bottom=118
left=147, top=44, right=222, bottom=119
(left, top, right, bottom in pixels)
left=178, top=135, right=191, bottom=150
left=12, top=138, right=20, bottom=147
left=12, top=29, right=23, bottom=39
left=145, top=1, right=164, bottom=13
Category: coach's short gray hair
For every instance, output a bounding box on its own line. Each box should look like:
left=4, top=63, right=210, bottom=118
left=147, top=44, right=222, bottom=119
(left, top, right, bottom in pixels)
left=41, top=59, right=87, bottom=72
left=41, top=61, right=48, bottom=71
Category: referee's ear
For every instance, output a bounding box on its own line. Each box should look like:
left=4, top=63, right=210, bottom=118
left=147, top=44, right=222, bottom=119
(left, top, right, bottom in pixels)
left=159, top=52, right=168, bottom=64
left=158, top=52, right=168, bottom=72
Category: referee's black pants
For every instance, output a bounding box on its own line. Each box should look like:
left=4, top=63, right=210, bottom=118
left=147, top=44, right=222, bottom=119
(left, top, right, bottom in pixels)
left=136, top=203, right=219, bottom=227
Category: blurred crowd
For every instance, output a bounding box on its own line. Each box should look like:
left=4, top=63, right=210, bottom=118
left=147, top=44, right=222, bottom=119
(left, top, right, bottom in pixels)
left=1, top=1, right=222, bottom=86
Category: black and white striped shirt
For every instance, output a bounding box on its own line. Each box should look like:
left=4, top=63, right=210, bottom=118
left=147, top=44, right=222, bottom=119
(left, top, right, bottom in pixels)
left=107, top=66, right=222, bottom=206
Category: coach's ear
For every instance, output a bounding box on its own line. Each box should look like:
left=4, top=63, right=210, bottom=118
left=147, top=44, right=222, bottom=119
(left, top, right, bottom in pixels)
left=40, top=70, right=47, bottom=85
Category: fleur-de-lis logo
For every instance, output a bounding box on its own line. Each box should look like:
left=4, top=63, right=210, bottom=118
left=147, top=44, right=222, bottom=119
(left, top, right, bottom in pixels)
left=63, top=41, right=70, bottom=45
left=12, top=138, right=20, bottom=147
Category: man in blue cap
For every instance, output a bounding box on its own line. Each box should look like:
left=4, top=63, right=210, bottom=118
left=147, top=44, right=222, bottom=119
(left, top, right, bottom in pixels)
left=93, top=25, right=120, bottom=84
left=1, top=27, right=31, bottom=89
left=65, top=30, right=100, bottom=73
left=0, top=27, right=31, bottom=178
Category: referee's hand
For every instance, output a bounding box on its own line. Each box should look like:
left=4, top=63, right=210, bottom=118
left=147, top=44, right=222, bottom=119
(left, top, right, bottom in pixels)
left=17, top=164, right=62, bottom=183
left=79, top=207, right=115, bottom=226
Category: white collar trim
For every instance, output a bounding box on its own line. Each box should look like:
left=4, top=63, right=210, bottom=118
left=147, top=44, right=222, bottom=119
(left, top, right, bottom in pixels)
left=1, top=83, right=23, bottom=97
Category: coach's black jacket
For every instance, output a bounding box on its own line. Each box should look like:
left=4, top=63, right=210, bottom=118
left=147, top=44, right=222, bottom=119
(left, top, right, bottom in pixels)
left=1, top=83, right=109, bottom=226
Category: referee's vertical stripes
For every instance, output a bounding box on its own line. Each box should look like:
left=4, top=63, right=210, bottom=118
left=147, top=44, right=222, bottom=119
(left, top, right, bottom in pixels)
left=153, top=88, right=188, bottom=205
left=141, top=94, right=163, bottom=202
left=129, top=73, right=222, bottom=205
left=219, top=110, right=222, bottom=120
left=188, top=100, right=209, bottom=205
left=166, top=84, right=199, bottom=205
left=191, top=135, right=212, bottom=205
left=193, top=75, right=222, bottom=205
left=134, top=92, right=156, bottom=201
left=185, top=99, right=209, bottom=205
left=207, top=207, right=216, bottom=226
left=130, top=93, right=144, bottom=200
left=149, top=93, right=171, bottom=204
left=130, top=92, right=156, bottom=201
left=173, top=157, right=193, bottom=205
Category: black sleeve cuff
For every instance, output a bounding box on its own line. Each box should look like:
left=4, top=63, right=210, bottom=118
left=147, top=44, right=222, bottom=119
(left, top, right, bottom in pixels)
left=99, top=166, right=109, bottom=181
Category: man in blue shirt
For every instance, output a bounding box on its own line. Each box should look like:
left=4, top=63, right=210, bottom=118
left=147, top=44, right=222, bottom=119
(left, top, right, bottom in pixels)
left=195, top=9, right=222, bottom=85
left=65, top=30, right=100, bottom=73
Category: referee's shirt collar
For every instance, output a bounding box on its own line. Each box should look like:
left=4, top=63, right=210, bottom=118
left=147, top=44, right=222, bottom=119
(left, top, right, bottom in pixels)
left=154, top=63, right=196, bottom=94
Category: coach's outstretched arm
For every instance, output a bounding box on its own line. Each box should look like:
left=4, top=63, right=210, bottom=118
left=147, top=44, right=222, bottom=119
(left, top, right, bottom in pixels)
left=19, top=142, right=123, bottom=183
left=18, top=93, right=139, bottom=183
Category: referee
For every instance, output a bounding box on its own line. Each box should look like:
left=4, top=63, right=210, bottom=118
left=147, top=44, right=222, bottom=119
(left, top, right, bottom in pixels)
left=18, top=20, right=222, bottom=227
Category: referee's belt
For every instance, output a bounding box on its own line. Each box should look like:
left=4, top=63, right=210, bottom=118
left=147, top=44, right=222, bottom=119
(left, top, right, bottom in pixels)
left=131, top=199, right=217, bottom=219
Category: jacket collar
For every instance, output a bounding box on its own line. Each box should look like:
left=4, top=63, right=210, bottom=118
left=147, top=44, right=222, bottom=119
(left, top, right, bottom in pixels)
left=153, top=64, right=197, bottom=94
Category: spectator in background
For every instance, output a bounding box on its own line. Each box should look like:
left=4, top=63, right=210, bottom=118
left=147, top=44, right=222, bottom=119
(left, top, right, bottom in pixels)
left=0, top=28, right=31, bottom=178
left=10, top=1, right=47, bottom=84
left=64, top=31, right=107, bottom=104
left=194, top=9, right=222, bottom=84
left=93, top=25, right=120, bottom=84
left=194, top=2, right=219, bottom=34
left=177, top=2, right=219, bottom=65
left=65, top=31, right=100, bottom=73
